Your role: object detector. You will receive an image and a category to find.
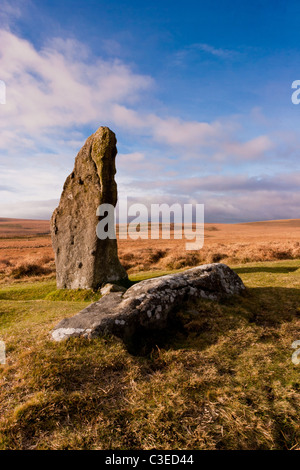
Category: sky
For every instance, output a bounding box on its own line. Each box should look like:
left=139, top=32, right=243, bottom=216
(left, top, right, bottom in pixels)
left=0, top=0, right=300, bottom=222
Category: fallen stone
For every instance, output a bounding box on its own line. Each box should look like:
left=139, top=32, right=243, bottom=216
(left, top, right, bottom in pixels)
left=51, top=263, right=245, bottom=349
left=50, top=126, right=127, bottom=290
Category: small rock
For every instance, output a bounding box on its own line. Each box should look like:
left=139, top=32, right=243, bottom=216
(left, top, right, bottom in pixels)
left=100, top=283, right=126, bottom=296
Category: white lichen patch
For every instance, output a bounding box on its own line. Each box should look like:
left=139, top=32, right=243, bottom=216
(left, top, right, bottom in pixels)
left=50, top=263, right=245, bottom=343
left=52, top=327, right=86, bottom=342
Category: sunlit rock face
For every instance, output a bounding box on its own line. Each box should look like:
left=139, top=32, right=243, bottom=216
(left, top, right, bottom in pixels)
left=50, top=126, right=127, bottom=290
left=51, top=263, right=245, bottom=352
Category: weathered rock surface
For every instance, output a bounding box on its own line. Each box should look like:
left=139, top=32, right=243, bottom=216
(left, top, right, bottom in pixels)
left=51, top=263, right=245, bottom=346
left=50, top=126, right=127, bottom=290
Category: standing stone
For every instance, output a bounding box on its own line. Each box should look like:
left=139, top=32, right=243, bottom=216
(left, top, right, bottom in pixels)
left=50, top=126, right=127, bottom=290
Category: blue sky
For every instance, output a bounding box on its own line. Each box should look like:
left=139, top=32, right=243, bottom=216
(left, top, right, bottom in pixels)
left=0, top=0, right=300, bottom=222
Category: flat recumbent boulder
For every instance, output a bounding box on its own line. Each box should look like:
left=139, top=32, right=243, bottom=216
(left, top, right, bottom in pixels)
left=51, top=263, right=245, bottom=348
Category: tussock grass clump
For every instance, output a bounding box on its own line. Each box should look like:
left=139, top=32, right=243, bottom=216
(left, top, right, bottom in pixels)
left=148, top=249, right=167, bottom=264
left=117, top=239, right=300, bottom=275
left=0, top=259, right=12, bottom=267
left=11, top=263, right=52, bottom=279
left=0, top=244, right=55, bottom=282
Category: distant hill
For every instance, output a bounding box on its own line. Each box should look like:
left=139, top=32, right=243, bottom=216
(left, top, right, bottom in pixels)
left=0, top=216, right=300, bottom=240
left=0, top=218, right=50, bottom=238
left=240, top=219, right=300, bottom=228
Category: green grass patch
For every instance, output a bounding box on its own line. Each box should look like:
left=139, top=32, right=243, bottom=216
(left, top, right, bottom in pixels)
left=0, top=280, right=101, bottom=303
left=0, top=280, right=57, bottom=301
left=129, top=268, right=183, bottom=283
left=45, top=289, right=102, bottom=302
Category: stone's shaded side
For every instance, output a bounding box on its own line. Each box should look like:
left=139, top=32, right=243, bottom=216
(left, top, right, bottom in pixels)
left=51, top=263, right=245, bottom=344
left=50, top=126, right=127, bottom=290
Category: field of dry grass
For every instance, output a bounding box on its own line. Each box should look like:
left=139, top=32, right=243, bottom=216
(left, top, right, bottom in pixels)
left=1, top=218, right=300, bottom=282
left=0, top=218, right=299, bottom=449
left=0, top=260, right=299, bottom=449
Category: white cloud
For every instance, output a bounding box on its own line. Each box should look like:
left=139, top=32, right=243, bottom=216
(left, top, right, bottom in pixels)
left=0, top=166, right=65, bottom=201
left=0, top=28, right=275, bottom=164
left=0, top=0, right=23, bottom=27
left=116, top=171, right=300, bottom=222
left=0, top=29, right=152, bottom=136
left=149, top=115, right=223, bottom=147
left=222, top=135, right=274, bottom=160
left=0, top=29, right=293, bottom=222
left=111, top=105, right=273, bottom=160
left=192, top=43, right=240, bottom=59
left=124, top=171, right=300, bottom=194
left=172, top=43, right=242, bottom=66
left=118, top=152, right=145, bottom=162
left=0, top=199, right=58, bottom=220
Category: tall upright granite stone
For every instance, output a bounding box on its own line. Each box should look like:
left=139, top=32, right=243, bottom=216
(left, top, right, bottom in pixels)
left=51, top=126, right=127, bottom=290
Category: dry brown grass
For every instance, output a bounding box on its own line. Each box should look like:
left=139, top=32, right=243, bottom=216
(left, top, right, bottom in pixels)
left=117, top=219, right=300, bottom=274
left=0, top=260, right=299, bottom=449
left=0, top=218, right=299, bottom=449
left=1, top=218, right=300, bottom=282
left=0, top=218, right=50, bottom=238
left=0, top=220, right=54, bottom=281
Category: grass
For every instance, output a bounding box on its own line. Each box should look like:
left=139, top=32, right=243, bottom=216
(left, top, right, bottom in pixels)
left=2, top=219, right=300, bottom=281
left=0, top=280, right=57, bottom=301
left=130, top=268, right=184, bottom=282
left=0, top=260, right=299, bottom=449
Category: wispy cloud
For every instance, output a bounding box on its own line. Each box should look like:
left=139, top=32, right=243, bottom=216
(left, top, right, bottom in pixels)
left=0, top=29, right=152, bottom=139
left=0, top=29, right=297, bottom=222
left=0, top=199, right=59, bottom=220
left=117, top=172, right=300, bottom=223
left=0, top=0, right=24, bottom=27
left=192, top=43, right=240, bottom=59
left=120, top=172, right=300, bottom=194
left=172, top=42, right=242, bottom=66
left=0, top=29, right=272, bottom=165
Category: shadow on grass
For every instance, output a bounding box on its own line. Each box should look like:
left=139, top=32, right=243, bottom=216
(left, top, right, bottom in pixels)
left=124, top=285, right=300, bottom=355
